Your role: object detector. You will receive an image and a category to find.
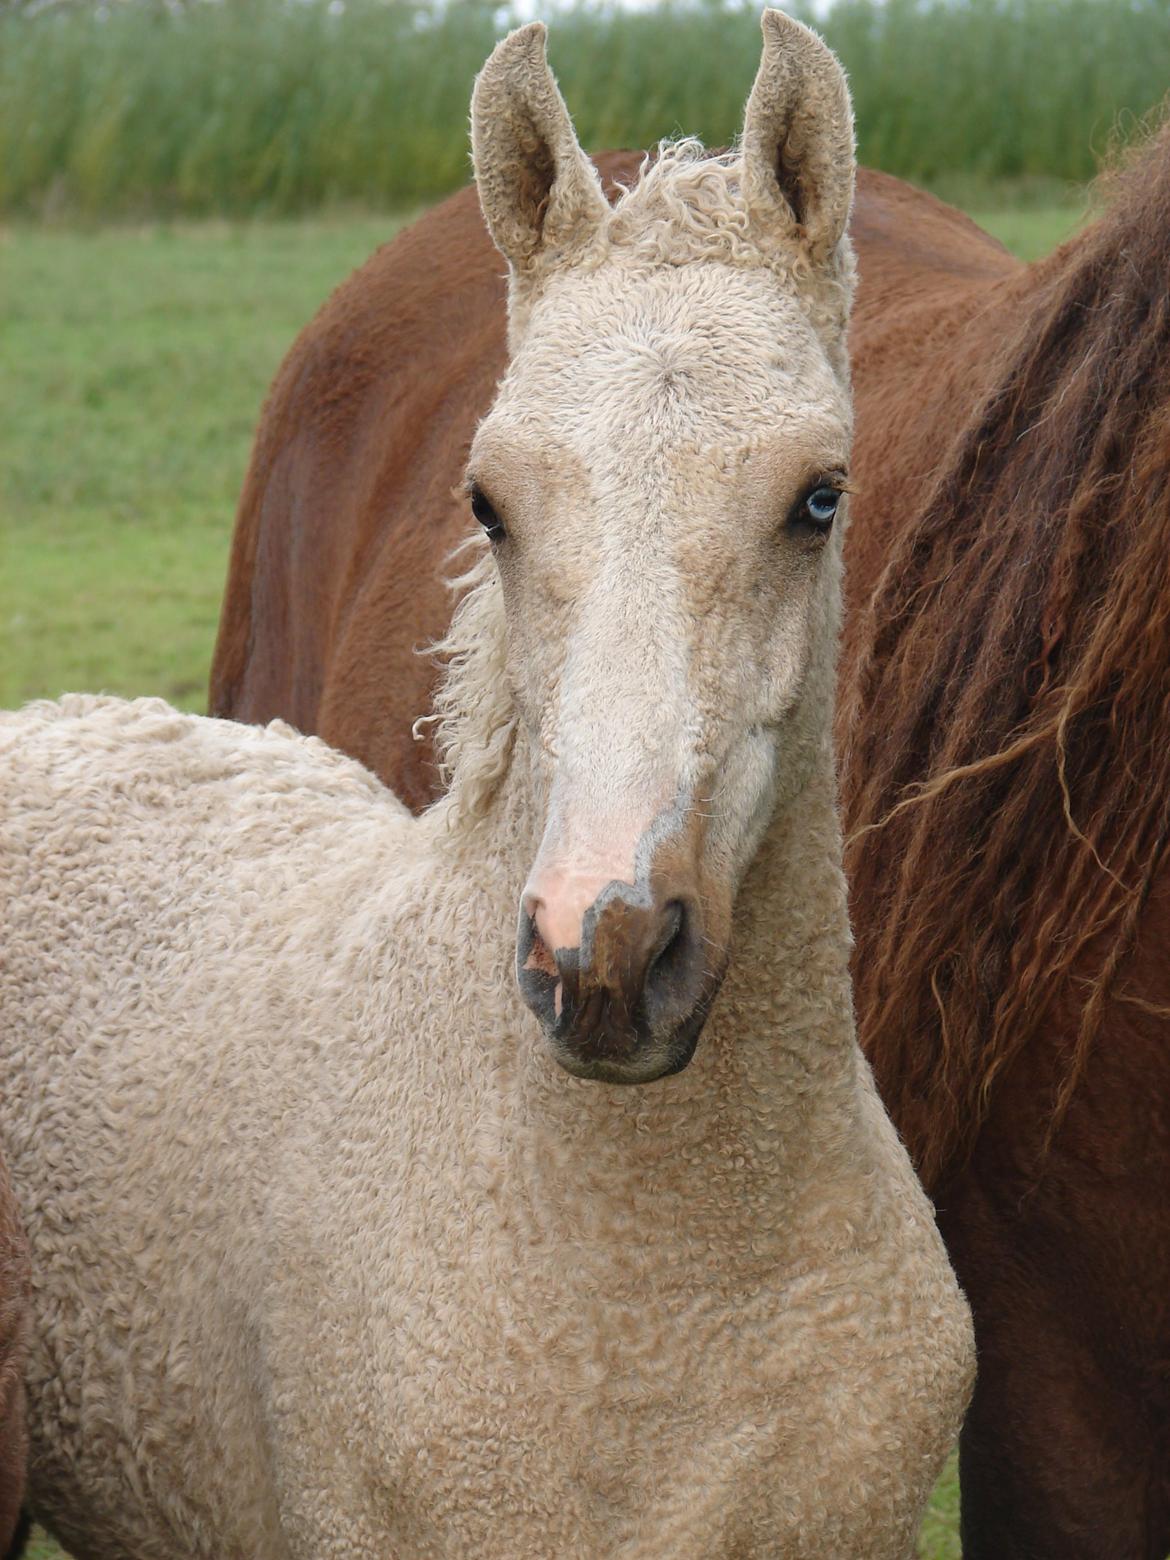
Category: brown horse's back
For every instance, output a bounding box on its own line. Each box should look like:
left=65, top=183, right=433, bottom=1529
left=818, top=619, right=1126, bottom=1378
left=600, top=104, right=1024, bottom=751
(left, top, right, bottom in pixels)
left=845, top=170, right=1021, bottom=624
left=209, top=161, right=1017, bottom=808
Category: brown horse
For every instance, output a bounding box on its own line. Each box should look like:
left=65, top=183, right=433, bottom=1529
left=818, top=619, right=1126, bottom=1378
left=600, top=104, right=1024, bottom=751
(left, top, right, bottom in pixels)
left=211, top=123, right=1170, bottom=1558
left=840, top=134, right=1170, bottom=1559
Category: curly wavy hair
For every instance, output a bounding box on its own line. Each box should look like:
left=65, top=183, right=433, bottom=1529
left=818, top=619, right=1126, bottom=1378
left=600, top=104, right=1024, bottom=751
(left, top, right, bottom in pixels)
left=840, top=121, right=1170, bottom=1190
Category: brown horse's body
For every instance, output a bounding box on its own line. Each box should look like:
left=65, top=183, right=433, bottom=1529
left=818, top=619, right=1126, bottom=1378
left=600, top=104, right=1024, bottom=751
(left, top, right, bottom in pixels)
left=211, top=149, right=1170, bottom=1558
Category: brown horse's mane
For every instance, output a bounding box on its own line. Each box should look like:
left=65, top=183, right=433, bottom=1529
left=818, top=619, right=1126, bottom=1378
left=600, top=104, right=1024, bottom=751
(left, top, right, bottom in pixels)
left=840, top=121, right=1170, bottom=1190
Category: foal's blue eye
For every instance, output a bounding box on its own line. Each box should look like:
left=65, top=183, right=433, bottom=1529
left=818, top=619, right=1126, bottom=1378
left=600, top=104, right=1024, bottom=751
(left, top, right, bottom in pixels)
left=804, top=486, right=841, bottom=527
left=789, top=483, right=842, bottom=537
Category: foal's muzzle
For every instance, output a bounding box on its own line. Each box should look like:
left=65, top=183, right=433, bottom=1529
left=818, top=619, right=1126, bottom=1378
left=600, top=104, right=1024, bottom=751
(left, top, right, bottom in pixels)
left=517, top=876, right=721, bottom=1083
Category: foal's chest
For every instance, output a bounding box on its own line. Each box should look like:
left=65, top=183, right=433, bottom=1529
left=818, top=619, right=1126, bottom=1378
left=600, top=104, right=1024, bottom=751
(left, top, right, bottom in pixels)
left=268, top=1207, right=954, bottom=1560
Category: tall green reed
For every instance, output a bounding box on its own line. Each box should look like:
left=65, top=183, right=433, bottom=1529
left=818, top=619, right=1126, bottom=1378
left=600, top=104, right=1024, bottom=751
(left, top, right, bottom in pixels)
left=2, top=0, right=1169, bottom=218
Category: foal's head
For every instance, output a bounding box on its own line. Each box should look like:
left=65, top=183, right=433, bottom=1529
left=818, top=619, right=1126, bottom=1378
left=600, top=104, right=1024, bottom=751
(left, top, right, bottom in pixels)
left=466, top=13, right=855, bottom=1082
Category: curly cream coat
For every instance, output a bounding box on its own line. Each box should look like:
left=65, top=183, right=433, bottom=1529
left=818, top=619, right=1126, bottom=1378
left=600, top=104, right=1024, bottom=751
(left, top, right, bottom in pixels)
left=0, top=16, right=972, bottom=1557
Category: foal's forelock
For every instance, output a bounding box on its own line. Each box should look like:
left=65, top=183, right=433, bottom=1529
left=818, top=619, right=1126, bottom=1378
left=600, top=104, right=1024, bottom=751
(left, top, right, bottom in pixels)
left=499, top=142, right=854, bottom=357
left=582, top=141, right=850, bottom=296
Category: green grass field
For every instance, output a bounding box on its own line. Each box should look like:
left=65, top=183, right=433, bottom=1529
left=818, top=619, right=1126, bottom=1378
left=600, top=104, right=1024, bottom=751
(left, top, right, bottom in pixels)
left=2, top=203, right=1076, bottom=1557
left=0, top=202, right=1081, bottom=718
left=2, top=215, right=396, bottom=712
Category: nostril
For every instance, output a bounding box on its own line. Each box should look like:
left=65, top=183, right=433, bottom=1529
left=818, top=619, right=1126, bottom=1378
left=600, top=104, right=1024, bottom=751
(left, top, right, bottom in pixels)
left=647, top=898, right=689, bottom=992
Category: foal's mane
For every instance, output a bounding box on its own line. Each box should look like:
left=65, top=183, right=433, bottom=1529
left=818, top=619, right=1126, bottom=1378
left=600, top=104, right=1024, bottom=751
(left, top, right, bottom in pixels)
left=841, top=122, right=1170, bottom=1189
left=426, top=540, right=514, bottom=831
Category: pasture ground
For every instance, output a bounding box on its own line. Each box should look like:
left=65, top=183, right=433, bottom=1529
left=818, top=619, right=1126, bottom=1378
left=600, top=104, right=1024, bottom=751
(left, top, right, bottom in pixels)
left=3, top=203, right=1077, bottom=1559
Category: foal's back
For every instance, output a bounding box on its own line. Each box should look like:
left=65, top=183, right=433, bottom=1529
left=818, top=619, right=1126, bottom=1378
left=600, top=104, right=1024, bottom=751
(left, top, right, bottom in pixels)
left=0, top=697, right=409, bottom=1558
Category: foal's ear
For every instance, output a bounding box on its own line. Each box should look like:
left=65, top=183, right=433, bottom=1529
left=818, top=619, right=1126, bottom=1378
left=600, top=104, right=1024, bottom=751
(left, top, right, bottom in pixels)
left=741, top=10, right=855, bottom=266
left=471, top=22, right=609, bottom=274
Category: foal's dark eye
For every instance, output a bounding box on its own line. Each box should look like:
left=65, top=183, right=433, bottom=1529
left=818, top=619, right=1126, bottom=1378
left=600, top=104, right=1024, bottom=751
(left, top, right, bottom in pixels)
left=469, top=484, right=506, bottom=542
left=789, top=483, right=842, bottom=538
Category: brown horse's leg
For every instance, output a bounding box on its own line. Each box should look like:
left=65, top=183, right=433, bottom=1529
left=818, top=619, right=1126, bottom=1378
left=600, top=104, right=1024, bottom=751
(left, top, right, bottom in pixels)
left=957, top=1338, right=1165, bottom=1559
left=1, top=1511, right=28, bottom=1560
left=944, top=1128, right=1170, bottom=1560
